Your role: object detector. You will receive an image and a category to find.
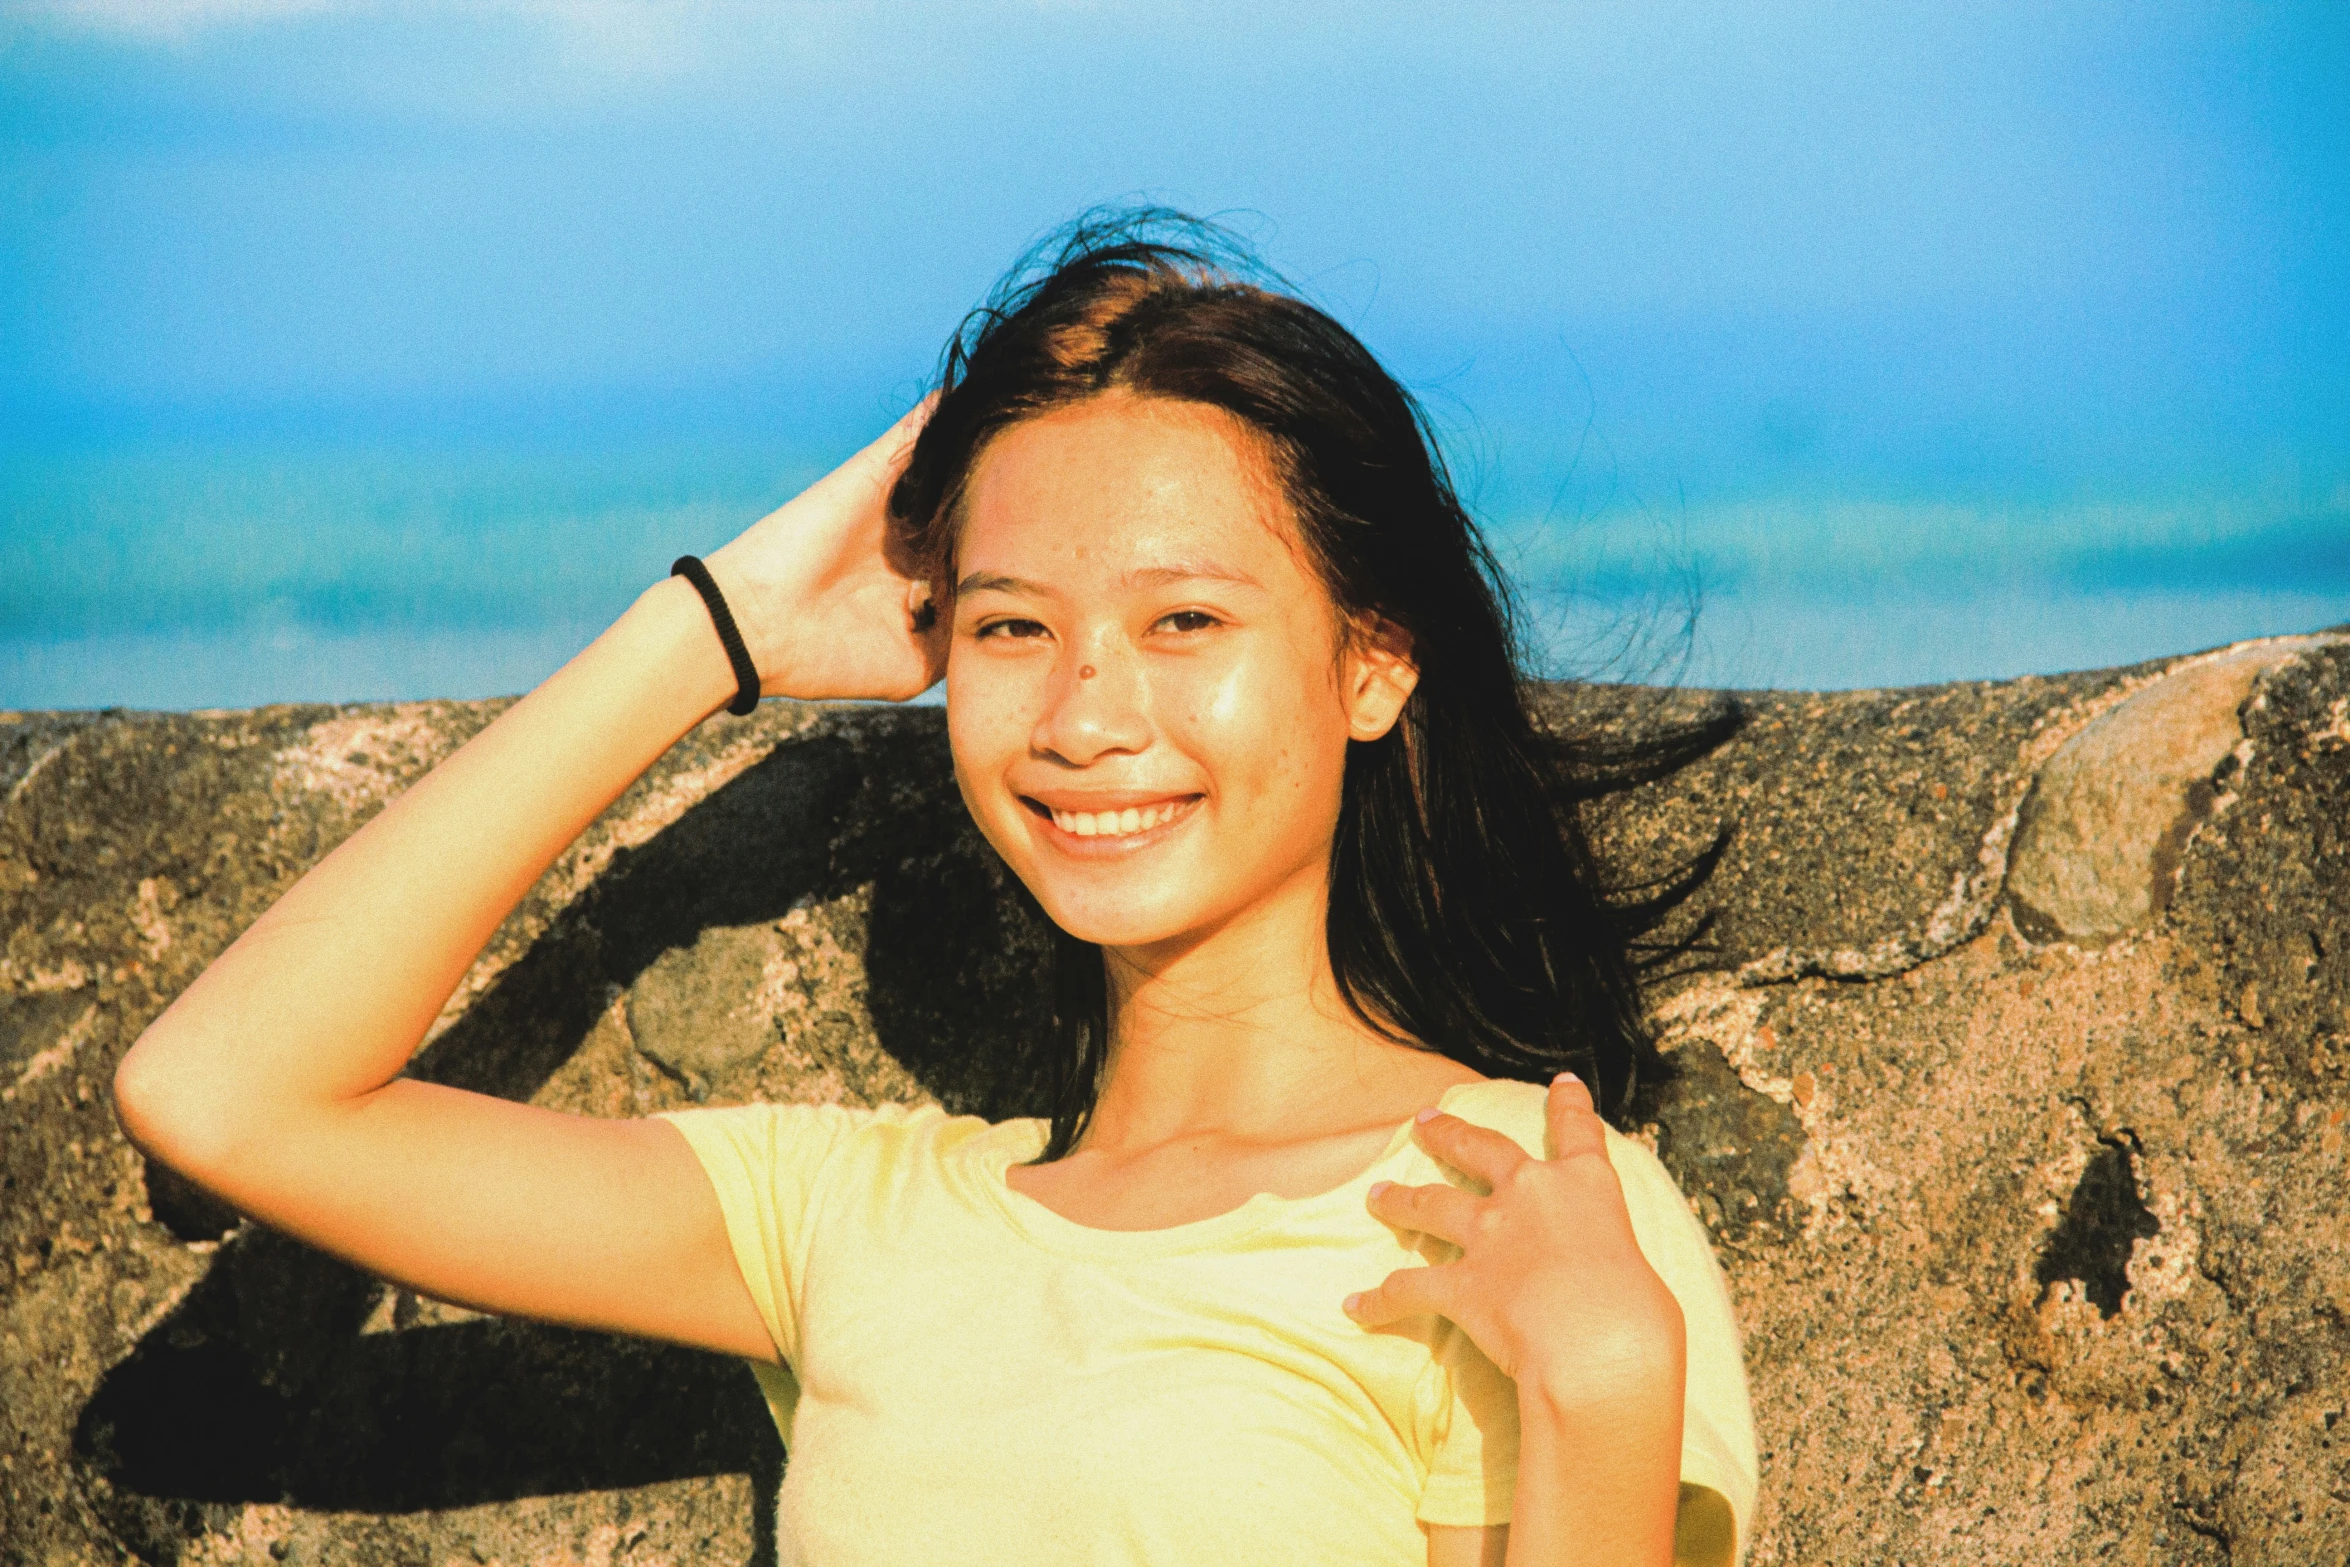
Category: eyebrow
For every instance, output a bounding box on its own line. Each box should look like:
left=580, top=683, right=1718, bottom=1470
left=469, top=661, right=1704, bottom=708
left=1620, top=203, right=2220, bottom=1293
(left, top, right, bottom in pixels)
left=954, top=561, right=1264, bottom=597
left=954, top=570, right=1043, bottom=597
left=1125, top=561, right=1262, bottom=590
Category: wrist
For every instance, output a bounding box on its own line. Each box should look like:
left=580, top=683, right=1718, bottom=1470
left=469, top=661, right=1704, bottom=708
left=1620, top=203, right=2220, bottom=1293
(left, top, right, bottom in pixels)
left=699, top=543, right=792, bottom=693
left=1514, top=1312, right=1685, bottom=1423
left=670, top=556, right=764, bottom=715
left=622, top=574, right=750, bottom=726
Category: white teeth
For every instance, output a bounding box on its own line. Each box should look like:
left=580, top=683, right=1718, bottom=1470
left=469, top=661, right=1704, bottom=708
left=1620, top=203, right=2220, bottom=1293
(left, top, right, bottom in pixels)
left=1048, top=801, right=1183, bottom=838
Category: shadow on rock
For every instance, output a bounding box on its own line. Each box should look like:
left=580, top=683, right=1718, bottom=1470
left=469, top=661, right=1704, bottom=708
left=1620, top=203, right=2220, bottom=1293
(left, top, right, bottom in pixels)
left=71, top=718, right=1058, bottom=1561
left=2034, top=1134, right=2162, bottom=1319
left=73, top=1229, right=780, bottom=1562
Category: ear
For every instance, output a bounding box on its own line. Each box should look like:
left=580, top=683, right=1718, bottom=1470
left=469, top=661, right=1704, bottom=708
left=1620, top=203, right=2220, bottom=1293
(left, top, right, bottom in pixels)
left=1342, top=618, right=1419, bottom=742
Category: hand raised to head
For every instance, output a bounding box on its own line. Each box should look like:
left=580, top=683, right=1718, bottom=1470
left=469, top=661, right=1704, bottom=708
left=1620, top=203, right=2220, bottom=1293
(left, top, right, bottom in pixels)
left=702, top=397, right=947, bottom=703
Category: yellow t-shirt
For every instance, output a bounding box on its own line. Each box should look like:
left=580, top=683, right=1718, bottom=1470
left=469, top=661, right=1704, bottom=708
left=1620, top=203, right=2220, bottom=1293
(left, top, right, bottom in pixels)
left=658, top=1076, right=1757, bottom=1567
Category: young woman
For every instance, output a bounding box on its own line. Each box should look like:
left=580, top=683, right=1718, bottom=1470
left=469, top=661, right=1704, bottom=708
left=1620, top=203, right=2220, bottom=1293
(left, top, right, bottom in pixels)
left=114, top=216, right=1756, bottom=1567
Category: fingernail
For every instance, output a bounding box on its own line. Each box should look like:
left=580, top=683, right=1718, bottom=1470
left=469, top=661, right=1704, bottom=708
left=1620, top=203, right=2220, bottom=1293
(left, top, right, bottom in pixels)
left=1367, top=1180, right=1392, bottom=1200
left=1343, top=1293, right=1363, bottom=1315
left=1414, top=1106, right=1440, bottom=1123
left=1554, top=1071, right=1581, bottom=1086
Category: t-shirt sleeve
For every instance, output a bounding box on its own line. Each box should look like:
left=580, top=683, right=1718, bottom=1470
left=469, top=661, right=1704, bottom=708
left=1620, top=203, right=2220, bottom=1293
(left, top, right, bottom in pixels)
left=1611, top=1129, right=1760, bottom=1567
left=1412, top=1094, right=1760, bottom=1567
left=1413, top=1317, right=1522, bottom=1526
left=652, top=1099, right=871, bottom=1372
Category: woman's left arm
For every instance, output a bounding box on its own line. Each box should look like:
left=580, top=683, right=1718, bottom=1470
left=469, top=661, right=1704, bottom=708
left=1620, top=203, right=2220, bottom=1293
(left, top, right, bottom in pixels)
left=1347, top=1074, right=1687, bottom=1567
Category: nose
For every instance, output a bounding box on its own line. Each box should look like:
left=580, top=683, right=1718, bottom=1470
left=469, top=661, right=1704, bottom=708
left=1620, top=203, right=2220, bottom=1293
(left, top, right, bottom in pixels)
left=1031, top=633, right=1150, bottom=766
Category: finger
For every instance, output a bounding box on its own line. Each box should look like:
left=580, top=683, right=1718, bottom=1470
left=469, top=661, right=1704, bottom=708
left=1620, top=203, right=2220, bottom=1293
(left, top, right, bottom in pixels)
left=1344, top=1262, right=1455, bottom=1329
left=880, top=390, right=937, bottom=442
left=1411, top=1109, right=1528, bottom=1189
left=879, top=392, right=938, bottom=461
left=1365, top=1179, right=1481, bottom=1246
left=1546, top=1072, right=1607, bottom=1160
left=826, top=398, right=935, bottom=503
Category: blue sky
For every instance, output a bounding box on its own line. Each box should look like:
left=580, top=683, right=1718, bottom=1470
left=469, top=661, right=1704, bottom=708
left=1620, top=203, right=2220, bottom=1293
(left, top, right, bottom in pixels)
left=2, top=1, right=2345, bottom=703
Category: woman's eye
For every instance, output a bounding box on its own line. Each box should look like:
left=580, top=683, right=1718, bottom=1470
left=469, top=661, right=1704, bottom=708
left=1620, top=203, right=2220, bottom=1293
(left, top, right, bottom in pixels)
left=1157, top=610, right=1220, bottom=634
left=976, top=618, right=1048, bottom=640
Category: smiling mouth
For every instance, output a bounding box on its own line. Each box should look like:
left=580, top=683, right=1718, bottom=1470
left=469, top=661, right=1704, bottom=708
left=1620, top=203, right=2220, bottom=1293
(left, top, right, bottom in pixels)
left=1023, top=796, right=1200, bottom=840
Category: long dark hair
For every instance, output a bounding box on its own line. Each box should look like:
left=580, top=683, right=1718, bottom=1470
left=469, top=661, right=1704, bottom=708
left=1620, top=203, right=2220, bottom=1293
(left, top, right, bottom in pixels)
left=891, top=210, right=1724, bottom=1159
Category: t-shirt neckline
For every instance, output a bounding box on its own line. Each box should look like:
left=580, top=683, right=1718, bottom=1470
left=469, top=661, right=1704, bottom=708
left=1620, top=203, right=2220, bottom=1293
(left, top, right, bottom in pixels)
left=968, top=1078, right=1492, bottom=1261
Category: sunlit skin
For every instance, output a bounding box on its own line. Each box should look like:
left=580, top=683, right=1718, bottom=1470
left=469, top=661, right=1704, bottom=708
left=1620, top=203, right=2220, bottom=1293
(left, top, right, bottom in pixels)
left=948, top=393, right=1381, bottom=956
left=944, top=395, right=1482, bottom=1231
left=113, top=391, right=1685, bottom=1567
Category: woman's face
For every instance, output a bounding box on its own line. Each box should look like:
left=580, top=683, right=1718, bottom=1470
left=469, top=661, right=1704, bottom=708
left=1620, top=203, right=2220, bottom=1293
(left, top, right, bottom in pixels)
left=944, top=392, right=1415, bottom=953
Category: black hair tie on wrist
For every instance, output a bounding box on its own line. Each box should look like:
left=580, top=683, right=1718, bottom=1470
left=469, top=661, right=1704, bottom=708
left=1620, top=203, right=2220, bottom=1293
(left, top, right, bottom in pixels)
left=670, top=555, right=762, bottom=716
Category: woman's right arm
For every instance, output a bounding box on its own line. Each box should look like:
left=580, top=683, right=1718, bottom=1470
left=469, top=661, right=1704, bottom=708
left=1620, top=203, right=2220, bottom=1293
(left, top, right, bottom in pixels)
left=112, top=403, right=941, bottom=1365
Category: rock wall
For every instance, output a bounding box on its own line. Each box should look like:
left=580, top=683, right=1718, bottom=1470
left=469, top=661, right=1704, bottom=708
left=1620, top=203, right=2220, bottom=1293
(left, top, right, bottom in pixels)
left=3, top=631, right=2345, bottom=1566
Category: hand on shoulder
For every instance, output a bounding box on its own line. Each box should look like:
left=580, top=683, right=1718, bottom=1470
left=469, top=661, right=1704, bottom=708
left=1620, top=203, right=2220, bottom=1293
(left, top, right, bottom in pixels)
left=1346, top=1074, right=1686, bottom=1407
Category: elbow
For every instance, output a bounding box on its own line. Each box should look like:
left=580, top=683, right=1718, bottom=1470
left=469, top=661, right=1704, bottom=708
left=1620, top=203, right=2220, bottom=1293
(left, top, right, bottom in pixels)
left=113, top=1030, right=238, bottom=1183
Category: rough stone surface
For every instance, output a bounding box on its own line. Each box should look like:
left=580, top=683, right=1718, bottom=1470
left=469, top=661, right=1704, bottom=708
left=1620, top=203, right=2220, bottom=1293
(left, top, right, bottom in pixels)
left=2007, top=636, right=2344, bottom=945
left=4, top=629, right=2345, bottom=1565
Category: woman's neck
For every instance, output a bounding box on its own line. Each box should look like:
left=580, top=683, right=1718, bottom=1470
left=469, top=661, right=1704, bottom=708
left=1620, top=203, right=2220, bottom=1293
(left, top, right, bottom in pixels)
left=1079, top=859, right=1468, bottom=1157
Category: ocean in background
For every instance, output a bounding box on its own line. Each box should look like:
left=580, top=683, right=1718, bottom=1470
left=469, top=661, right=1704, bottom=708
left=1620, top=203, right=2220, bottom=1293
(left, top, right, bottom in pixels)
left=8, top=0, right=2344, bottom=711
left=3, top=443, right=2345, bottom=711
